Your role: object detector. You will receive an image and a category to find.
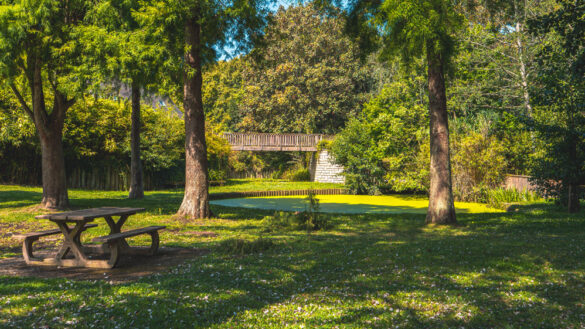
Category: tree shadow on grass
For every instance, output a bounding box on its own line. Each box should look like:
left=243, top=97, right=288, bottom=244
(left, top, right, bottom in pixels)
left=0, top=190, right=42, bottom=209
left=62, top=192, right=183, bottom=215
left=2, top=205, right=585, bottom=328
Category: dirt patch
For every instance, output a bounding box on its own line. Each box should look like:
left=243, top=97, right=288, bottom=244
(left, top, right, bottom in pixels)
left=0, top=247, right=209, bottom=283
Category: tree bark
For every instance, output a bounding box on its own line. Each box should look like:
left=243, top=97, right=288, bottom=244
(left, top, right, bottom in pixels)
left=567, top=183, right=580, bottom=213
left=515, top=21, right=533, bottom=118
left=27, top=55, right=70, bottom=209
left=567, top=129, right=580, bottom=213
left=425, top=45, right=457, bottom=225
left=177, top=15, right=210, bottom=219
left=38, top=129, right=69, bottom=209
left=128, top=81, right=144, bottom=199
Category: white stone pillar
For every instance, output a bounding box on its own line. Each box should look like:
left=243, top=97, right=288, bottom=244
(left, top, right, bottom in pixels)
left=313, top=150, right=345, bottom=184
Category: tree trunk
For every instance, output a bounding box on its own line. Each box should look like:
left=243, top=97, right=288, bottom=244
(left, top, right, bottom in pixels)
left=27, top=56, right=70, bottom=209
left=177, top=15, right=210, bottom=219
left=567, top=129, right=580, bottom=213
left=425, top=46, right=456, bottom=225
left=567, top=183, right=580, bottom=213
left=38, top=130, right=69, bottom=209
left=128, top=81, right=144, bottom=199
left=516, top=22, right=533, bottom=118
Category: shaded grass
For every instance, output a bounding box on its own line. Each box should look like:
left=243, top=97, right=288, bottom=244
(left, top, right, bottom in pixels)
left=1, top=183, right=585, bottom=328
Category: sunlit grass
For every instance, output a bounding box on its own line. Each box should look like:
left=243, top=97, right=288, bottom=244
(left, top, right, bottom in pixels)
left=211, top=194, right=502, bottom=214
left=1, top=182, right=585, bottom=328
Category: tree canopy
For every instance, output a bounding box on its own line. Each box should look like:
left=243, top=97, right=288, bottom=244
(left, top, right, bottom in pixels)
left=238, top=3, right=374, bottom=134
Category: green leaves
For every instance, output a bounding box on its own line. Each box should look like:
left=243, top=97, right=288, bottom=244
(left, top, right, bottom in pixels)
left=331, top=78, right=429, bottom=194
left=239, top=4, right=372, bottom=134
left=347, top=0, right=464, bottom=66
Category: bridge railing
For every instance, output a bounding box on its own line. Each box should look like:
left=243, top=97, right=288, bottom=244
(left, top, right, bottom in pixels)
left=223, top=132, right=333, bottom=151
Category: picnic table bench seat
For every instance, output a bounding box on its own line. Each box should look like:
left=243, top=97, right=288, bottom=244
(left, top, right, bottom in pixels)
left=13, top=224, right=99, bottom=264
left=93, top=225, right=165, bottom=256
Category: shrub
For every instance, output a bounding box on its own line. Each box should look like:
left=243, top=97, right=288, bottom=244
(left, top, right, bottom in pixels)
left=451, top=129, right=508, bottom=202
left=297, top=191, right=330, bottom=232
left=486, top=188, right=543, bottom=209
left=316, top=139, right=332, bottom=151
left=262, top=211, right=298, bottom=232
left=217, top=237, right=275, bottom=255
left=289, top=168, right=311, bottom=182
left=271, top=165, right=286, bottom=179
left=262, top=192, right=330, bottom=232
left=209, top=169, right=227, bottom=182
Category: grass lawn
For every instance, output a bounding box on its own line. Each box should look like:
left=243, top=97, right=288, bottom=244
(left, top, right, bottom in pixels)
left=1, top=181, right=585, bottom=328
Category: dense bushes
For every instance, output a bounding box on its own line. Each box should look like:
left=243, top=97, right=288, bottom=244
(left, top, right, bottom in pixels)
left=331, top=79, right=429, bottom=195
left=289, top=168, right=311, bottom=182
left=450, top=124, right=508, bottom=202
left=331, top=80, right=520, bottom=201
left=0, top=97, right=231, bottom=189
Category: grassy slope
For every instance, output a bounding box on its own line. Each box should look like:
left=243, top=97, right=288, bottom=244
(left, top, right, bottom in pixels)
left=1, top=182, right=585, bottom=328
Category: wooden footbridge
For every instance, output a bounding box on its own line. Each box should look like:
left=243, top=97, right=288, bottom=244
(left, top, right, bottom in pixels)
left=223, top=132, right=333, bottom=152
left=222, top=132, right=344, bottom=184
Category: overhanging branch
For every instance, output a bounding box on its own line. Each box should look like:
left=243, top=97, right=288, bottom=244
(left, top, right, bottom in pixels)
left=9, top=83, right=34, bottom=121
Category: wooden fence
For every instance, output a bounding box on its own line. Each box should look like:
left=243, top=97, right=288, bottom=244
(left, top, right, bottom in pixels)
left=210, top=188, right=348, bottom=200
left=504, top=174, right=537, bottom=192
left=67, top=167, right=181, bottom=191
left=227, top=169, right=278, bottom=179
left=67, top=167, right=128, bottom=190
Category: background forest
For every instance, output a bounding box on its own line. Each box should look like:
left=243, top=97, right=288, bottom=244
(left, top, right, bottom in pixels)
left=0, top=1, right=583, bottom=207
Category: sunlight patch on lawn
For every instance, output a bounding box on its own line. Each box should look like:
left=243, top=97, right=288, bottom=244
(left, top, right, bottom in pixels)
left=211, top=194, right=502, bottom=214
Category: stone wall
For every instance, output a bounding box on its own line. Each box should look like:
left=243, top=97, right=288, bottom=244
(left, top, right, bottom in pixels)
left=312, top=150, right=345, bottom=184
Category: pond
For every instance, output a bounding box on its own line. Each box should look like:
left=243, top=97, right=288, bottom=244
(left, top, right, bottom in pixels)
left=210, top=195, right=501, bottom=214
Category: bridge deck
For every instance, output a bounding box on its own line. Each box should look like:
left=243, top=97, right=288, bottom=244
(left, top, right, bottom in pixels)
left=223, top=133, right=332, bottom=152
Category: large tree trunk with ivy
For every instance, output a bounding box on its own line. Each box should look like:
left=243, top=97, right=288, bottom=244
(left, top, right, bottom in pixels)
left=27, top=56, right=70, bottom=209
left=425, top=46, right=457, bottom=225
left=177, top=15, right=210, bottom=219
left=128, top=81, right=144, bottom=199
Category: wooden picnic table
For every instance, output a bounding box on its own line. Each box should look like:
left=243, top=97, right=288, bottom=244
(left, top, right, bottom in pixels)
left=14, top=207, right=165, bottom=269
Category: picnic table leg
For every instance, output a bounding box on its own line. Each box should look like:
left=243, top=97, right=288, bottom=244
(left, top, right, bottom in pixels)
left=146, top=230, right=160, bottom=255
left=85, top=241, right=120, bottom=269
left=54, top=221, right=90, bottom=267
left=22, top=236, right=40, bottom=264
left=52, top=220, right=120, bottom=269
left=104, top=215, right=131, bottom=250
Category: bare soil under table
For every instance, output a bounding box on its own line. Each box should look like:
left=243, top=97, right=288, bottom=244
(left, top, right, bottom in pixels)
left=0, top=247, right=209, bottom=282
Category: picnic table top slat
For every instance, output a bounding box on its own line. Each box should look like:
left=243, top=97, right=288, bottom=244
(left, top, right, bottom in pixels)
left=35, top=207, right=145, bottom=221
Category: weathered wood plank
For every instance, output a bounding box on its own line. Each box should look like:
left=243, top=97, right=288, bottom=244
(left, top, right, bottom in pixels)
left=12, top=224, right=98, bottom=239
left=35, top=207, right=145, bottom=221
